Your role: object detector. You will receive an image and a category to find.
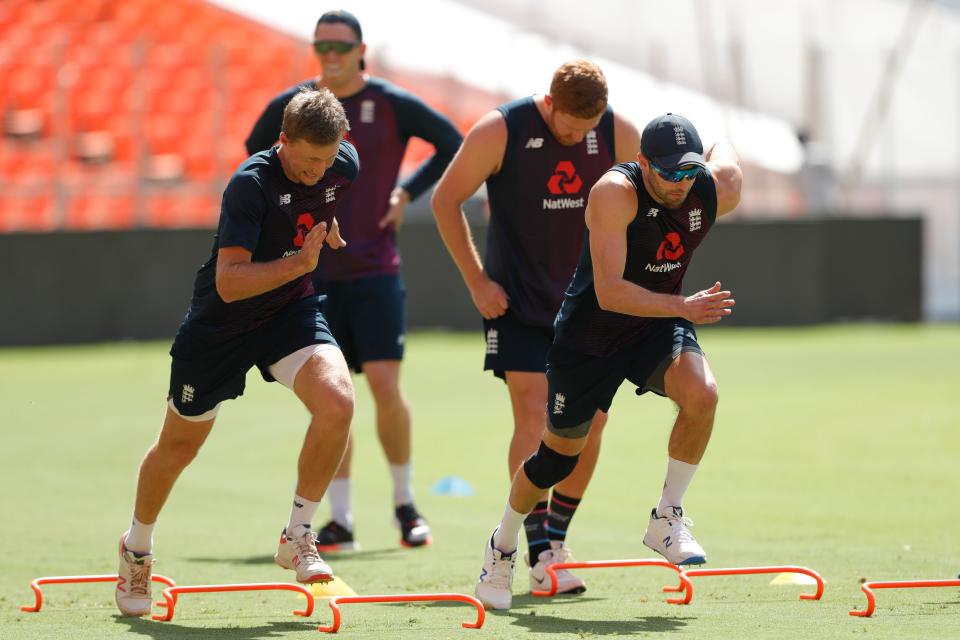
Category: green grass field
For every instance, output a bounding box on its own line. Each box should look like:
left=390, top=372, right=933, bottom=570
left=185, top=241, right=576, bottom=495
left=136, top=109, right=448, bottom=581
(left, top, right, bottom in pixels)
left=1, top=326, right=958, bottom=639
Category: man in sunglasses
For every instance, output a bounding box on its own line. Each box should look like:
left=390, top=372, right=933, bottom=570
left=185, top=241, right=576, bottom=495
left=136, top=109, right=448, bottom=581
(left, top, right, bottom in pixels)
left=246, top=10, right=463, bottom=552
left=468, top=112, right=742, bottom=610
left=432, top=60, right=641, bottom=606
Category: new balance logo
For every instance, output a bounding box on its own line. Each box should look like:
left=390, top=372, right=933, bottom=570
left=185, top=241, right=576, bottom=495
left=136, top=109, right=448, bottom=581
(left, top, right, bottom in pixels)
left=525, top=137, right=544, bottom=149
left=647, top=208, right=659, bottom=218
left=485, top=329, right=499, bottom=355
left=663, top=535, right=673, bottom=548
left=689, top=208, right=702, bottom=232
left=181, top=384, right=195, bottom=403
left=279, top=193, right=291, bottom=205
left=325, top=187, right=336, bottom=203
left=553, top=393, right=565, bottom=415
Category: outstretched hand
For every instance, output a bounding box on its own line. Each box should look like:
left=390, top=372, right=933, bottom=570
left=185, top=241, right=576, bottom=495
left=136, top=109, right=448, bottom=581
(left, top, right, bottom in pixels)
left=682, top=281, right=735, bottom=324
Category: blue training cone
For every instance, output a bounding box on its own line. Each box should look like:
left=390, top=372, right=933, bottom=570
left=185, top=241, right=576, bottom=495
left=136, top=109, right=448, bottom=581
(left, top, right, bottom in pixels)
left=430, top=475, right=475, bottom=497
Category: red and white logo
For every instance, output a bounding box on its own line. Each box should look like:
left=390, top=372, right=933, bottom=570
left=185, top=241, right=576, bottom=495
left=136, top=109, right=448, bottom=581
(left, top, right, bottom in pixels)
left=656, top=232, right=685, bottom=261
left=547, top=161, right=583, bottom=195
left=293, top=213, right=315, bottom=248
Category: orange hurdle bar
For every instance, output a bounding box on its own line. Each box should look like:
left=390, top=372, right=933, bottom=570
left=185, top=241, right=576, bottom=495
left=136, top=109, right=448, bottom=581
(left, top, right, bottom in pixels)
left=317, top=593, right=485, bottom=633
left=849, top=579, right=960, bottom=617
left=21, top=574, right=176, bottom=612
left=532, top=559, right=684, bottom=597
left=663, top=566, right=825, bottom=605
left=152, top=582, right=314, bottom=621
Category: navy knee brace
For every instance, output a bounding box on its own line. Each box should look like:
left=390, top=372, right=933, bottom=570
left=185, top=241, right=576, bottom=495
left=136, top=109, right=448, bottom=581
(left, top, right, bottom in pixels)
left=523, top=441, right=580, bottom=489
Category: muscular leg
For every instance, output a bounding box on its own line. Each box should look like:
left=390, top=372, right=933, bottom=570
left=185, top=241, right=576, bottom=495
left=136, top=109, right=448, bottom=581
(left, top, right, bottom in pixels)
left=291, top=349, right=354, bottom=502
left=555, top=410, right=606, bottom=498
left=133, top=408, right=215, bottom=525
left=504, top=372, right=548, bottom=477
left=663, top=352, right=718, bottom=465
left=363, top=360, right=411, bottom=465
left=506, top=430, right=589, bottom=521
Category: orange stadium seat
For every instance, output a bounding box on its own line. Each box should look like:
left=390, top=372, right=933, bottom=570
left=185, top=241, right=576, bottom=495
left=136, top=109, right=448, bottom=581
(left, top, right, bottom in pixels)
left=0, top=0, right=479, bottom=231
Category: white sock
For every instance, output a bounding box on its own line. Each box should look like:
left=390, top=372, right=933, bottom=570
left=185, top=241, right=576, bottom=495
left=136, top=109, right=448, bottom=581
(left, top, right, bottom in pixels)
left=656, top=457, right=699, bottom=516
left=327, top=478, right=353, bottom=531
left=390, top=462, right=414, bottom=506
left=125, top=515, right=155, bottom=555
left=286, top=494, right=320, bottom=538
left=492, top=502, right=526, bottom=554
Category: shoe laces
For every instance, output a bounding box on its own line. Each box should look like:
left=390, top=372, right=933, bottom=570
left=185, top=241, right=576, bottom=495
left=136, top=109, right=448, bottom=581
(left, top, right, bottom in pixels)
left=663, top=507, right=696, bottom=543
left=487, top=549, right=516, bottom=589
left=290, top=531, right=322, bottom=564
left=127, top=556, right=153, bottom=596
left=551, top=544, right=575, bottom=564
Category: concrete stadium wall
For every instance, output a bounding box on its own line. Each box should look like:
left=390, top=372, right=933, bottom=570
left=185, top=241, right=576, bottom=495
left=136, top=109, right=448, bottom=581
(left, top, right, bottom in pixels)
left=0, top=217, right=921, bottom=346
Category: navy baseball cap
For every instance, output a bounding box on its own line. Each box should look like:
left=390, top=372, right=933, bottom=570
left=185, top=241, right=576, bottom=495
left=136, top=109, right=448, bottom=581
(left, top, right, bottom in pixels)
left=316, top=10, right=365, bottom=70
left=640, top=113, right=705, bottom=170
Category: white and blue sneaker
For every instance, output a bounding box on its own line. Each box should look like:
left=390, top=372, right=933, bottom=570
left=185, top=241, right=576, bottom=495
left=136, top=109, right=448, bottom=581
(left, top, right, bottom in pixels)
left=475, top=528, right=517, bottom=610
left=642, top=506, right=706, bottom=565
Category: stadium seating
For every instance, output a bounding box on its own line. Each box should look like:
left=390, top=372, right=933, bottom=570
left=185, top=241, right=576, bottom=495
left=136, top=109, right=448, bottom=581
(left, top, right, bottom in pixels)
left=0, top=0, right=492, bottom=232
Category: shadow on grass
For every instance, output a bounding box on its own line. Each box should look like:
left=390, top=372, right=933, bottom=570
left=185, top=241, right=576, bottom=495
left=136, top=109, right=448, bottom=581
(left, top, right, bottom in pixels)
left=115, top=616, right=315, bottom=639
left=497, top=609, right=692, bottom=635
left=185, top=547, right=404, bottom=566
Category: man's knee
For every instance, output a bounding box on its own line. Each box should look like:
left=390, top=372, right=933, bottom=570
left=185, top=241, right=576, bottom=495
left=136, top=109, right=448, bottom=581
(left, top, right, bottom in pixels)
left=680, top=380, right=719, bottom=416
left=523, top=441, right=580, bottom=489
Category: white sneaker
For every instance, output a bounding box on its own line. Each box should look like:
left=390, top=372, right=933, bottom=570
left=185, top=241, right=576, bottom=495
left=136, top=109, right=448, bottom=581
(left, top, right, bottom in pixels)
left=115, top=533, right=154, bottom=617
left=475, top=529, right=517, bottom=610
left=527, top=541, right=587, bottom=594
left=642, top=506, right=707, bottom=565
left=274, top=529, right=334, bottom=583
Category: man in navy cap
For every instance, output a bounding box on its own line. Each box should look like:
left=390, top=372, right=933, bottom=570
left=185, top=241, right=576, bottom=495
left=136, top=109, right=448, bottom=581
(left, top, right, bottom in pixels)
left=247, top=10, right=462, bottom=551
left=473, top=113, right=742, bottom=611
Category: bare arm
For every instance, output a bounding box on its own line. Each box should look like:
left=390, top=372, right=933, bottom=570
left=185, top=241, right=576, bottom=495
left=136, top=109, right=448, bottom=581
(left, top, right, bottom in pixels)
left=215, top=221, right=329, bottom=303
left=588, top=174, right=735, bottom=323
left=706, top=141, right=743, bottom=217
left=430, top=110, right=510, bottom=319
left=612, top=112, right=641, bottom=164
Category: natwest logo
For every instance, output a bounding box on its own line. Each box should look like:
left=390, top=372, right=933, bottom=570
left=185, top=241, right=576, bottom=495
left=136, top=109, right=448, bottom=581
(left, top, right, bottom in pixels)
left=656, top=232, right=685, bottom=261
left=547, top=161, right=583, bottom=195
left=293, top=213, right=315, bottom=248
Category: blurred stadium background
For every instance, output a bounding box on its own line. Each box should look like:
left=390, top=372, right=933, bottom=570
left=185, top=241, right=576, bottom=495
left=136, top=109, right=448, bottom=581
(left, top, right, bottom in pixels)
left=1, top=0, right=958, bottom=345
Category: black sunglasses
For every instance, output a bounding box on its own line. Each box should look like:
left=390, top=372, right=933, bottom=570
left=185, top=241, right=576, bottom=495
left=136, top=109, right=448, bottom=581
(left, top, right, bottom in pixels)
left=313, top=40, right=360, bottom=55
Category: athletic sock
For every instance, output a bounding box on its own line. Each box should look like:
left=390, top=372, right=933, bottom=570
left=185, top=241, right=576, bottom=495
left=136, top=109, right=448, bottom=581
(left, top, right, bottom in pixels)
left=286, top=494, right=320, bottom=538
left=327, top=478, right=354, bottom=531
left=389, top=462, right=414, bottom=506
left=546, top=491, right=581, bottom=544
left=125, top=516, right=154, bottom=555
left=492, top=502, right=527, bottom=554
left=524, top=500, right=551, bottom=561
left=656, top=457, right=699, bottom=516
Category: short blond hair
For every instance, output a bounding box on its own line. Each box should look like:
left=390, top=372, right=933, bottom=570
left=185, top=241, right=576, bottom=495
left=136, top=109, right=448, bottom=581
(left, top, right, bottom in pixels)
left=549, top=60, right=608, bottom=119
left=281, top=88, right=350, bottom=145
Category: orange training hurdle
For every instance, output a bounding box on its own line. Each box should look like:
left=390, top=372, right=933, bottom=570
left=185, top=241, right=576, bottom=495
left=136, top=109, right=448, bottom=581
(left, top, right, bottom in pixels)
left=662, top=565, right=825, bottom=605
left=531, top=559, right=684, bottom=598
left=21, top=574, right=177, bottom=613
left=316, top=593, right=485, bottom=633
left=152, top=582, right=314, bottom=621
left=849, top=578, right=960, bottom=617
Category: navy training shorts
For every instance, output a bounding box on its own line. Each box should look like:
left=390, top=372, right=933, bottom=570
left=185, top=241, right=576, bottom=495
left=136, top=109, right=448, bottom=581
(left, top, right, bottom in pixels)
left=168, top=295, right=337, bottom=417
left=545, top=318, right=703, bottom=437
left=313, top=273, right=405, bottom=373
